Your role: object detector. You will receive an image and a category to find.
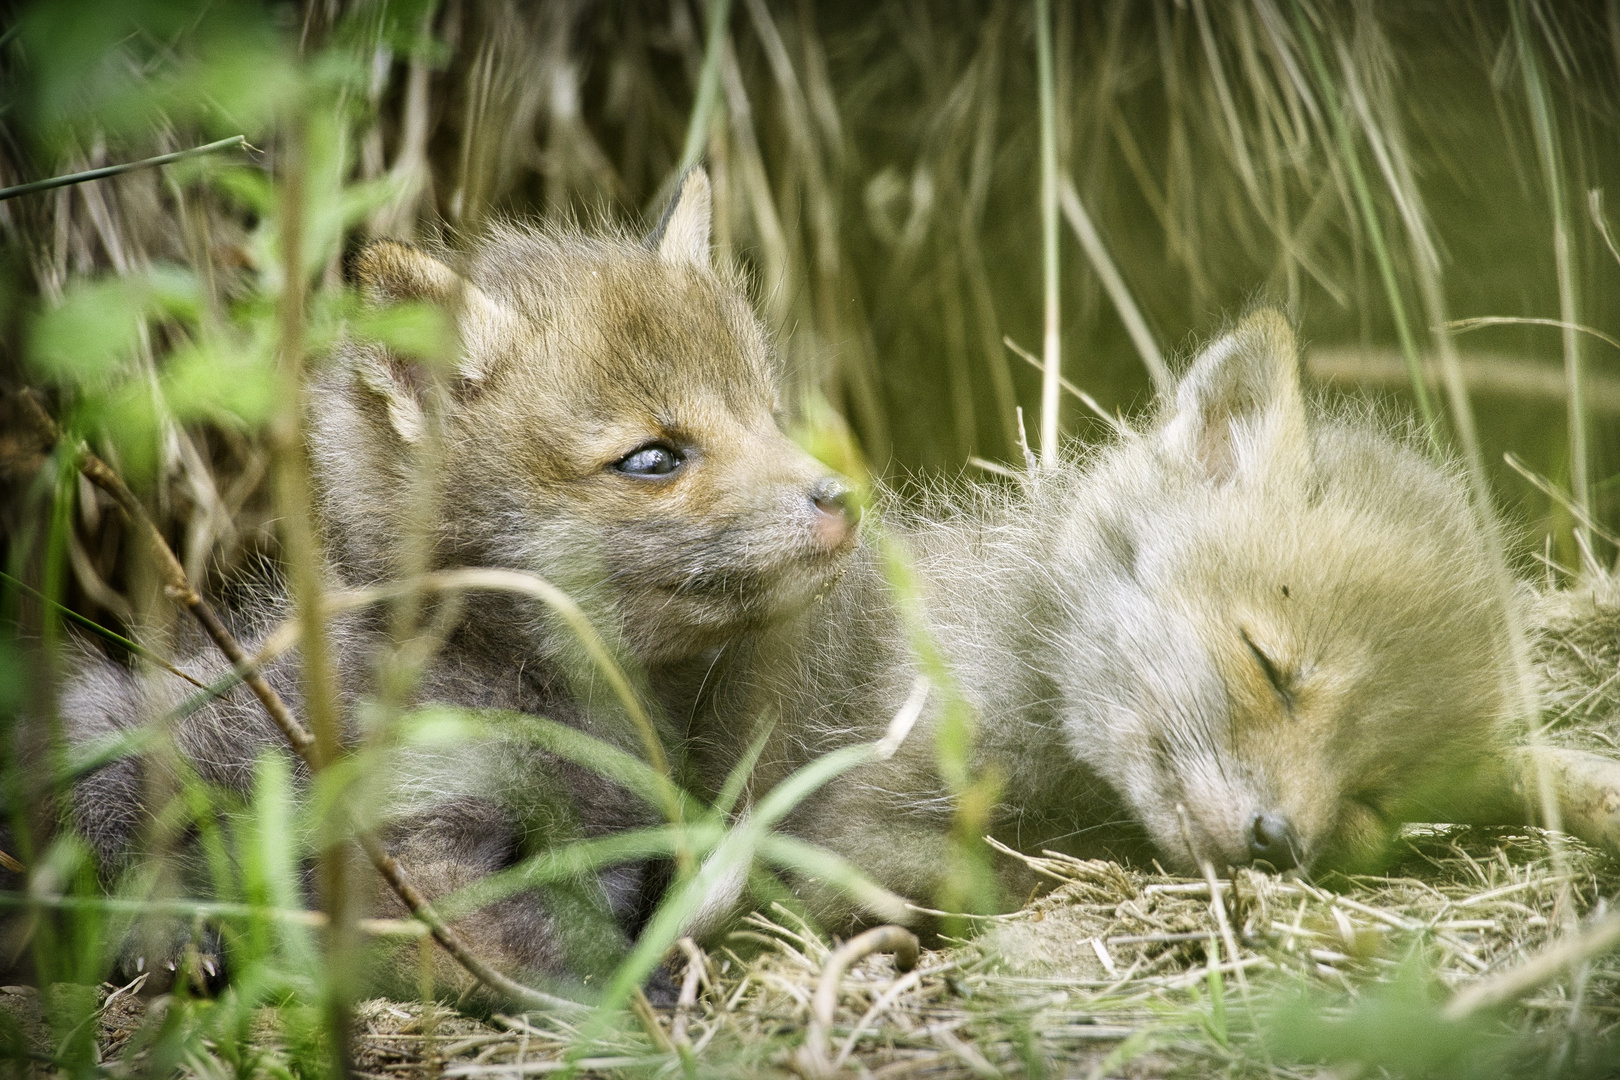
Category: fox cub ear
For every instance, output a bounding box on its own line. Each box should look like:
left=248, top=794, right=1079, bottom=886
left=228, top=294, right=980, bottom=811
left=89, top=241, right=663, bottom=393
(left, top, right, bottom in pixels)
left=651, top=168, right=712, bottom=268
left=1161, top=308, right=1311, bottom=486
left=352, top=240, right=514, bottom=442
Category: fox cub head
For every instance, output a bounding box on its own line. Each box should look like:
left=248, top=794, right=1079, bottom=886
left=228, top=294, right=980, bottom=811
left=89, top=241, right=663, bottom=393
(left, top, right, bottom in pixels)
left=312, top=170, right=856, bottom=665
left=1048, top=310, right=1518, bottom=874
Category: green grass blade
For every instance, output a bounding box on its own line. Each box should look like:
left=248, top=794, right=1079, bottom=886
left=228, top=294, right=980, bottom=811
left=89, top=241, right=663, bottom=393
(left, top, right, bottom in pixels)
left=433, top=824, right=724, bottom=921
left=679, top=0, right=735, bottom=173
left=1035, top=0, right=1061, bottom=467
left=755, top=832, right=910, bottom=924
left=711, top=712, right=776, bottom=820
left=1288, top=0, right=1440, bottom=444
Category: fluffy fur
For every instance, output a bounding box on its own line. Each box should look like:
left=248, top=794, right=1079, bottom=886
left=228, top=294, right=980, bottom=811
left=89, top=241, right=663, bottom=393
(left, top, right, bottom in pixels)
left=58, top=170, right=857, bottom=1000
left=690, top=310, right=1620, bottom=937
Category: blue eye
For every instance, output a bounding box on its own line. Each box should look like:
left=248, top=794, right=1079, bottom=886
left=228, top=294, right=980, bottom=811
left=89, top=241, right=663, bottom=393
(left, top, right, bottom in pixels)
left=615, top=442, right=684, bottom=476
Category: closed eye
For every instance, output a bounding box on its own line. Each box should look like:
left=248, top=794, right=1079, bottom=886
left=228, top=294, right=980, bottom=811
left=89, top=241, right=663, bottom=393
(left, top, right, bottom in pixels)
left=1240, top=628, right=1293, bottom=707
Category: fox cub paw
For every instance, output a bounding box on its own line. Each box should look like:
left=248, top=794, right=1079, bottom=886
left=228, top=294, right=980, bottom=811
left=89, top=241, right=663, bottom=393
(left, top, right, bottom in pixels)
left=117, top=923, right=225, bottom=995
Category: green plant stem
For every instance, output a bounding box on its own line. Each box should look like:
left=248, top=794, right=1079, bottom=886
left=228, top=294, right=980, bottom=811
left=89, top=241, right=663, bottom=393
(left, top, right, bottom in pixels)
left=1035, top=0, right=1060, bottom=468
left=1058, top=177, right=1170, bottom=391
left=1512, top=0, right=1588, bottom=556
left=566, top=734, right=906, bottom=1071
left=680, top=0, right=735, bottom=173
left=21, top=395, right=582, bottom=1014
left=1288, top=1, right=1440, bottom=443
left=270, top=115, right=356, bottom=1080
left=0, top=136, right=247, bottom=202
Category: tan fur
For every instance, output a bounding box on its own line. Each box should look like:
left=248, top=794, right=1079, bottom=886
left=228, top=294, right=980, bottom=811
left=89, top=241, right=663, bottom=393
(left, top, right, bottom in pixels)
left=61, top=169, right=859, bottom=1000
left=689, top=309, right=1620, bottom=941
left=314, top=171, right=853, bottom=665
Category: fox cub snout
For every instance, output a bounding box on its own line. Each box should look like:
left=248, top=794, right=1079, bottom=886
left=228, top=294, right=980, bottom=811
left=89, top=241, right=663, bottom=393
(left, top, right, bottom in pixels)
left=315, top=168, right=856, bottom=664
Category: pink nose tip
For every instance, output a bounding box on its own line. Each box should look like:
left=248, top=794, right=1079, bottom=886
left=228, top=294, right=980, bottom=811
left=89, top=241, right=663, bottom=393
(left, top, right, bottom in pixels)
left=810, top=477, right=858, bottom=549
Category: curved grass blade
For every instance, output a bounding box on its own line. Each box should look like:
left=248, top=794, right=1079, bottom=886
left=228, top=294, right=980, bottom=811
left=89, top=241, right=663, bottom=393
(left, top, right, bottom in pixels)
left=0, top=568, right=206, bottom=689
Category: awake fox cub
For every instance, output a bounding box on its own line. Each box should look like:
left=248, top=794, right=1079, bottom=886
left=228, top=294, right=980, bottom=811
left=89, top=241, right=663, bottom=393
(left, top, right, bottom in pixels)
left=692, top=309, right=1620, bottom=935
left=57, top=170, right=857, bottom=997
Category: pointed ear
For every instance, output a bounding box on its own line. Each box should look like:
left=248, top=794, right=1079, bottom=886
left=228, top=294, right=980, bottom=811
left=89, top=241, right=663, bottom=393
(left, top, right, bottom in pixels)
left=354, top=240, right=516, bottom=375
left=1160, top=309, right=1312, bottom=485
left=651, top=168, right=712, bottom=268
left=351, top=240, right=514, bottom=442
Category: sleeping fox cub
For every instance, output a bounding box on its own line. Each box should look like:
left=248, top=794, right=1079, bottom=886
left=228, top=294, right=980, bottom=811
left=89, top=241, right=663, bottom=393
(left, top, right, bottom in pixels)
left=692, top=310, right=1620, bottom=935
left=55, top=170, right=858, bottom=998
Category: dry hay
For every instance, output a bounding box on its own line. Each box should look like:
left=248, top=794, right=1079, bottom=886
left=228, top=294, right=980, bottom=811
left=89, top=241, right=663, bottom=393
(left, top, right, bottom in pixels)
left=1534, top=571, right=1620, bottom=756
left=5, top=824, right=1617, bottom=1079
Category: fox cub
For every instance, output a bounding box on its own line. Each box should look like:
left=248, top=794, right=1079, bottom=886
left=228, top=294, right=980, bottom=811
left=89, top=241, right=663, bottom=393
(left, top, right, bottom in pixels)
left=693, top=309, right=1620, bottom=935
left=56, top=170, right=857, bottom=997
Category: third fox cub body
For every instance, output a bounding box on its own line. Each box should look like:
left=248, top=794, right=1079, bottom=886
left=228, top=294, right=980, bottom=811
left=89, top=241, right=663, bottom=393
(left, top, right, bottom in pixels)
left=694, top=310, right=1620, bottom=934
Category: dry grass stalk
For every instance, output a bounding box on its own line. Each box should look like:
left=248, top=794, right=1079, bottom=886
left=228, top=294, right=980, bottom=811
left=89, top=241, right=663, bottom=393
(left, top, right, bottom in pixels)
left=797, top=924, right=919, bottom=1078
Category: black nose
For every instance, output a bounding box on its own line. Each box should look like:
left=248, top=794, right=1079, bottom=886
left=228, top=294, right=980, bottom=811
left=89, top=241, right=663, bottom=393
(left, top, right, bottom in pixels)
left=810, top=477, right=857, bottom=522
left=1248, top=812, right=1299, bottom=871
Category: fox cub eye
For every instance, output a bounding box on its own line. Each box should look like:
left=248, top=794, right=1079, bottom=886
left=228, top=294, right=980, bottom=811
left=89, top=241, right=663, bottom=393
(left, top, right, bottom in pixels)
left=1240, top=628, right=1293, bottom=704
left=615, top=442, right=684, bottom=477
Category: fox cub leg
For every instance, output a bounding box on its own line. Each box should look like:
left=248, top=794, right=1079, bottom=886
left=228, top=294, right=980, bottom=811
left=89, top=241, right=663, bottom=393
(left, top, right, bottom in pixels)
left=1446, top=745, right=1620, bottom=857
left=1510, top=745, right=1620, bottom=855
left=368, top=799, right=631, bottom=1004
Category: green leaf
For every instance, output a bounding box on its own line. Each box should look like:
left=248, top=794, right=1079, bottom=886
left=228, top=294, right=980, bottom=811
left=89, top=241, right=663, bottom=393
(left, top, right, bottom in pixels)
left=350, top=301, right=459, bottom=365
left=29, top=278, right=148, bottom=386
left=434, top=824, right=724, bottom=922
left=211, top=165, right=277, bottom=217
left=711, top=714, right=775, bottom=820
left=410, top=707, right=697, bottom=821
left=570, top=738, right=882, bottom=1054
left=755, top=832, right=910, bottom=924
left=146, top=265, right=207, bottom=327
left=163, top=337, right=278, bottom=427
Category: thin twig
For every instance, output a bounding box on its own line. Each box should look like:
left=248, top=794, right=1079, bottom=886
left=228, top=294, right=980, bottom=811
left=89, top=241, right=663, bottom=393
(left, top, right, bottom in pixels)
left=1505, top=453, right=1620, bottom=551
left=18, top=391, right=315, bottom=756
left=0, top=136, right=248, bottom=201
left=1004, top=336, right=1125, bottom=433
left=1446, top=317, right=1620, bottom=355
